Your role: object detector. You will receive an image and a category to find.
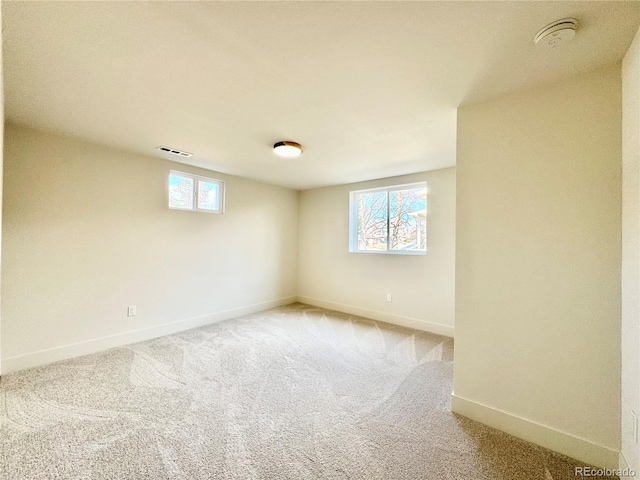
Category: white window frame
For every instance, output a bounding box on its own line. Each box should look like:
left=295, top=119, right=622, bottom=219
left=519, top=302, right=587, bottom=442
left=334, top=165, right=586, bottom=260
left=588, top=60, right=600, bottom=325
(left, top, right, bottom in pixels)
left=168, top=170, right=225, bottom=214
left=349, top=181, right=427, bottom=255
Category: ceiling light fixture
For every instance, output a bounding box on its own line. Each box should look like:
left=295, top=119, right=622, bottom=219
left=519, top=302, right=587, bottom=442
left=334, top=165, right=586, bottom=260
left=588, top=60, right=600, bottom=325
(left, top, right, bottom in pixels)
left=533, top=18, right=578, bottom=48
left=273, top=141, right=304, bottom=157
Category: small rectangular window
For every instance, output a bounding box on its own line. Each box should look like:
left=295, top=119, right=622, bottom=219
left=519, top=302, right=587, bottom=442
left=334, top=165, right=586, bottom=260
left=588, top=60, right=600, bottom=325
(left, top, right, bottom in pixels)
left=197, top=179, right=220, bottom=211
left=168, top=173, right=195, bottom=210
left=349, top=182, right=426, bottom=255
left=168, top=171, right=225, bottom=214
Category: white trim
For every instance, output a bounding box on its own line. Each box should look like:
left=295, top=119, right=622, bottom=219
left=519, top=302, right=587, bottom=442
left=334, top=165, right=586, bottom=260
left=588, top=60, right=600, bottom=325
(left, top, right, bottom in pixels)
left=1, top=296, right=297, bottom=375
left=619, top=451, right=630, bottom=471
left=349, top=181, right=427, bottom=196
left=348, top=248, right=426, bottom=256
left=297, top=295, right=454, bottom=337
left=451, top=393, right=620, bottom=470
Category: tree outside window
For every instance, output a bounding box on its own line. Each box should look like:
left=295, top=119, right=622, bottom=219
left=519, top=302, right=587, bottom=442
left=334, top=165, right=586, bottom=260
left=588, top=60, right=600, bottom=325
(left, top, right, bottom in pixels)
left=350, top=182, right=427, bottom=254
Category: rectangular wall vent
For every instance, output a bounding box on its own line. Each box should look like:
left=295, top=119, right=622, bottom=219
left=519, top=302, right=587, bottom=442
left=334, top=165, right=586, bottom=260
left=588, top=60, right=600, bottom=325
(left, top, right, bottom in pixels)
left=157, top=146, right=193, bottom=158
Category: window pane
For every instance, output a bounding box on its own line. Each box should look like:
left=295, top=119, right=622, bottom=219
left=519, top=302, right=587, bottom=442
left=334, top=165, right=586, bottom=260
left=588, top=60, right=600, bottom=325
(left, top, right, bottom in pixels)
left=356, top=190, right=388, bottom=251
left=389, top=187, right=427, bottom=251
left=197, top=180, right=219, bottom=211
left=169, top=174, right=194, bottom=209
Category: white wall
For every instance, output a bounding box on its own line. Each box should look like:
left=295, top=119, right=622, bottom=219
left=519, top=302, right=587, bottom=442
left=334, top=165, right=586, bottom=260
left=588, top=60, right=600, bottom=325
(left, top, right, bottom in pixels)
left=622, top=26, right=640, bottom=473
left=298, top=168, right=455, bottom=336
left=453, top=67, right=622, bottom=469
left=1, top=124, right=299, bottom=373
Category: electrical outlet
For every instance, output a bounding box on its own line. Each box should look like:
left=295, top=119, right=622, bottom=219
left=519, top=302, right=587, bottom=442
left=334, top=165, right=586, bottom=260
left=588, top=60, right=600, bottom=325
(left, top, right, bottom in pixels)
left=632, top=410, right=638, bottom=444
left=127, top=305, right=137, bottom=317
left=386, top=293, right=392, bottom=302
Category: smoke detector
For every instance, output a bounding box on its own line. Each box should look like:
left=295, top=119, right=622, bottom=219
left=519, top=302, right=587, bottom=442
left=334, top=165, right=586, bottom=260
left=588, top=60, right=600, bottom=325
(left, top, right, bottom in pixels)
left=534, top=18, right=578, bottom=48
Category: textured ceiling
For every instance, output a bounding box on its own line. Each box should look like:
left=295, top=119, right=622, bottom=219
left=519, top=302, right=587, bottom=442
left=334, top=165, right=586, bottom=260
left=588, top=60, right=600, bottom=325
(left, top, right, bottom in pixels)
left=3, top=1, right=639, bottom=190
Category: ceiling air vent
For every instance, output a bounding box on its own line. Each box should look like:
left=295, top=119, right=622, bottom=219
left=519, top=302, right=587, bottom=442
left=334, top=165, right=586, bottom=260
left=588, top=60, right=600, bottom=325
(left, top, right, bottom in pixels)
left=157, top=146, right=193, bottom=158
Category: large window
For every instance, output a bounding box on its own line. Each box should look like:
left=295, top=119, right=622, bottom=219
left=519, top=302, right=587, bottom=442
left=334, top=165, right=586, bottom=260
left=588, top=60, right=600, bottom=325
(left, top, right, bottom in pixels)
left=168, top=171, right=225, bottom=214
left=349, top=182, right=426, bottom=254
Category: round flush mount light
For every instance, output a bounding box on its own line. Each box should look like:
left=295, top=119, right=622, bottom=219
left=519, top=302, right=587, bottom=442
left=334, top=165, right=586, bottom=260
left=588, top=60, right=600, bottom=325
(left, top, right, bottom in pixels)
left=273, top=141, right=304, bottom=157
left=534, top=18, right=578, bottom=48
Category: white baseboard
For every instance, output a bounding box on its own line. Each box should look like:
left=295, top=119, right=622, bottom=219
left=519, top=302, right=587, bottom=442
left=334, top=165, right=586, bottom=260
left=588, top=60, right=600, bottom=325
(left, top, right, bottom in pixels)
left=451, top=393, right=620, bottom=470
left=1, top=296, right=297, bottom=375
left=297, top=295, right=454, bottom=337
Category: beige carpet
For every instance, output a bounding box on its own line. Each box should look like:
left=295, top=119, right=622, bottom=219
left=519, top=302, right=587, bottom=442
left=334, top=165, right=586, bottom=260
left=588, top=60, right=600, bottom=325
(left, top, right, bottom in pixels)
left=0, top=303, right=615, bottom=479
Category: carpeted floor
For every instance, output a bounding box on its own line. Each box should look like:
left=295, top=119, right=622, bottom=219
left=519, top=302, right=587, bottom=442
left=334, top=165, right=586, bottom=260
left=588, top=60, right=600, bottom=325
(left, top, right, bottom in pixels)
left=0, top=303, right=615, bottom=479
